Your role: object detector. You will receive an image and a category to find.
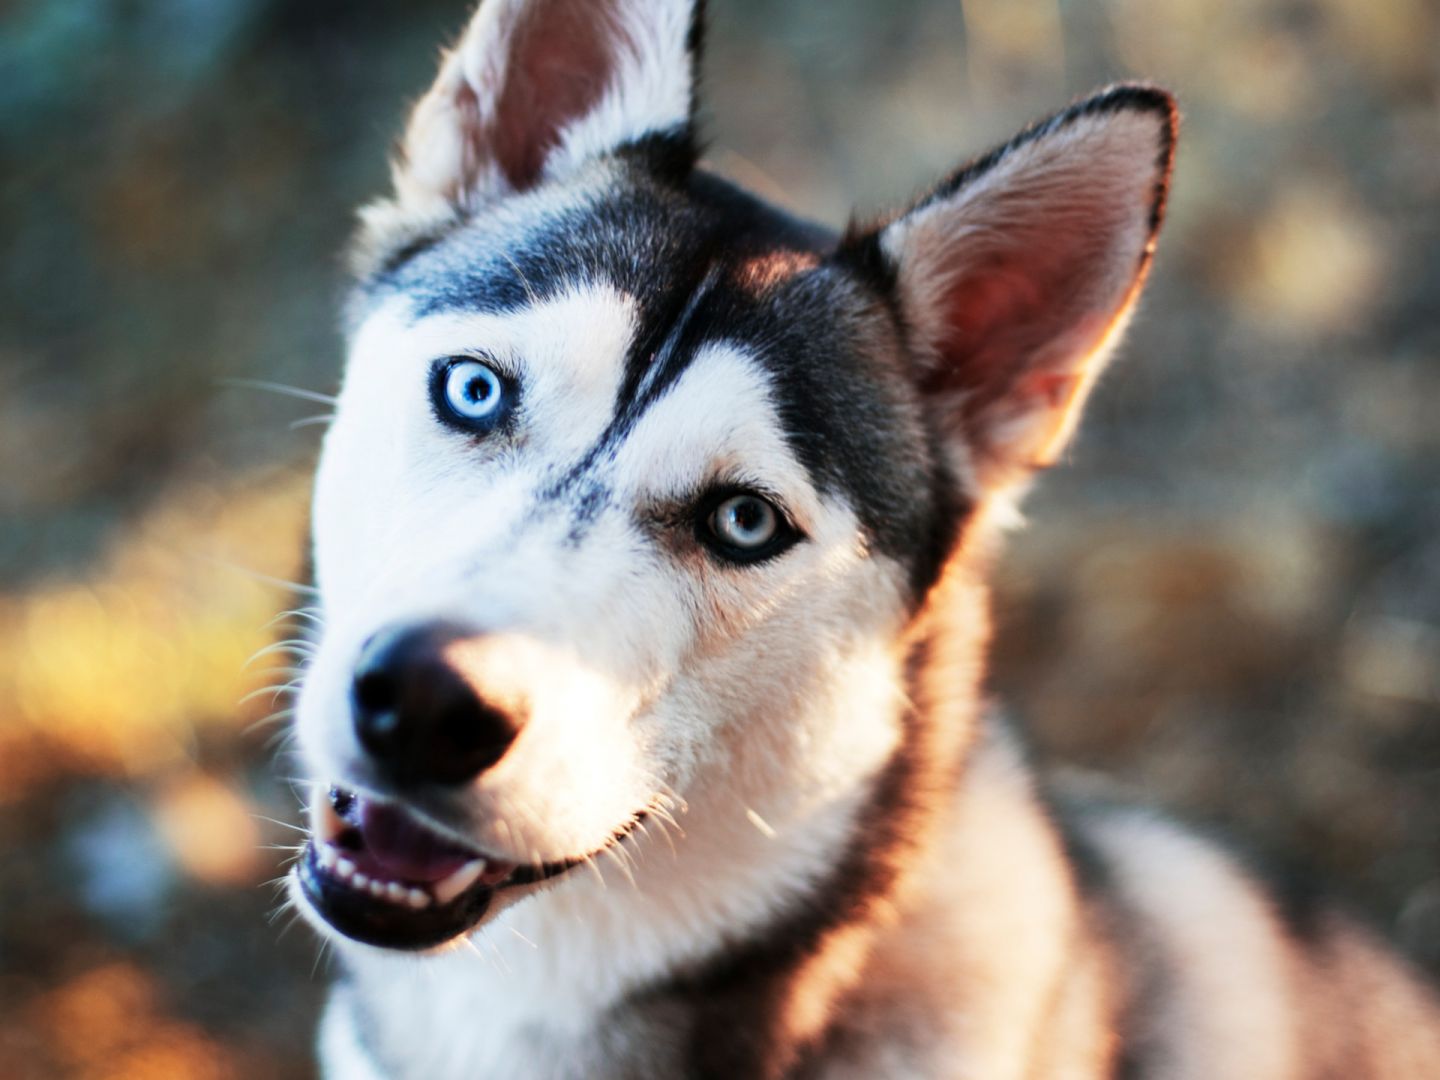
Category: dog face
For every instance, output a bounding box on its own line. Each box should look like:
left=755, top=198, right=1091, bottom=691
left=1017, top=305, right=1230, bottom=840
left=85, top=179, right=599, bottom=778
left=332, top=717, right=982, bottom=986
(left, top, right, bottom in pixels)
left=289, top=0, right=1175, bottom=953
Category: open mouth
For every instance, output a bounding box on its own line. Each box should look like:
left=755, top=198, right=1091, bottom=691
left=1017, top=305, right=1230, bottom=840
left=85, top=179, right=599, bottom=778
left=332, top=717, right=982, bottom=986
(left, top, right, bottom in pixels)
left=296, top=786, right=644, bottom=951
left=297, top=786, right=547, bottom=951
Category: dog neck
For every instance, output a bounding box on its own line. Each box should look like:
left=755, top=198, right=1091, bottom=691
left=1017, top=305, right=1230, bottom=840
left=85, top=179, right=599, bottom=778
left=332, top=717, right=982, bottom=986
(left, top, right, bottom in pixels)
left=630, top=557, right=990, bottom=1078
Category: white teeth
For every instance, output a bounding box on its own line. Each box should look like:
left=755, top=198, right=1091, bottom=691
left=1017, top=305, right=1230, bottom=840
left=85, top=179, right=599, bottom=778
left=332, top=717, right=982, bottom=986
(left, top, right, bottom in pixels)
left=314, top=831, right=487, bottom=910
left=432, top=859, right=486, bottom=907
left=317, top=848, right=434, bottom=908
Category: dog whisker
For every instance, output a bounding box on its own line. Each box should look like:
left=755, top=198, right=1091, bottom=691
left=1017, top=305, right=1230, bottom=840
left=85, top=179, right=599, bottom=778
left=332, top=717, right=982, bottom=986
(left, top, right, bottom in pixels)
left=244, top=667, right=308, bottom=686
left=581, top=853, right=607, bottom=890
left=311, top=937, right=335, bottom=980
left=499, top=251, right=542, bottom=309
left=253, top=813, right=309, bottom=835
left=198, top=553, right=319, bottom=597
left=243, top=640, right=317, bottom=669
left=222, top=376, right=338, bottom=407
left=264, top=607, right=326, bottom=631
left=269, top=894, right=300, bottom=934
left=264, top=728, right=300, bottom=754
left=238, top=677, right=305, bottom=708
left=599, top=844, right=638, bottom=890
left=246, top=706, right=295, bottom=735
left=507, top=927, right=539, bottom=950
left=478, top=929, right=513, bottom=976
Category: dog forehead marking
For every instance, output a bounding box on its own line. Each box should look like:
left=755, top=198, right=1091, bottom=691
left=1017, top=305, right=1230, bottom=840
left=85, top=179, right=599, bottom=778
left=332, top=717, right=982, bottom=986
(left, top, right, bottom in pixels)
left=537, top=263, right=721, bottom=510
left=371, top=278, right=822, bottom=550
left=353, top=172, right=952, bottom=591
left=611, top=340, right=820, bottom=521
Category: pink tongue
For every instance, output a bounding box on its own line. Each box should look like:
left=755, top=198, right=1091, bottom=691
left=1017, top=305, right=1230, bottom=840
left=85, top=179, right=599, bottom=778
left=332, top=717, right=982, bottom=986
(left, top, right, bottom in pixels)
left=359, top=800, right=475, bottom=883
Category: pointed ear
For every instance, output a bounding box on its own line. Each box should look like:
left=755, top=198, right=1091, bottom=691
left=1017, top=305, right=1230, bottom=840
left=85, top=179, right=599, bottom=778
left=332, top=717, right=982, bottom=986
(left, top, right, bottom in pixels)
left=374, top=0, right=704, bottom=219
left=842, top=85, right=1178, bottom=500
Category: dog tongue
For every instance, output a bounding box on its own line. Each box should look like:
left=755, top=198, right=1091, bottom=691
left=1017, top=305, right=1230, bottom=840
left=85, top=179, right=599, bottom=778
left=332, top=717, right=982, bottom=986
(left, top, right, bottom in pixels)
left=358, top=799, right=476, bottom=883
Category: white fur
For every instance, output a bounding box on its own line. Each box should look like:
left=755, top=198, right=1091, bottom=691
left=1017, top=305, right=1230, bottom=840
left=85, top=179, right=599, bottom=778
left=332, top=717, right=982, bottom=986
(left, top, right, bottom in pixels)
left=544, top=0, right=696, bottom=181
left=392, top=0, right=695, bottom=216
left=1086, top=810, right=1302, bottom=1079
left=295, top=275, right=917, bottom=1073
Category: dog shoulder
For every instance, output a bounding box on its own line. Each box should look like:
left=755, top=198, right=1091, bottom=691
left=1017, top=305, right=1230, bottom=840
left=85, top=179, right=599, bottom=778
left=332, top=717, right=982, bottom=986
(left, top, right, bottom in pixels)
left=1060, top=793, right=1440, bottom=1078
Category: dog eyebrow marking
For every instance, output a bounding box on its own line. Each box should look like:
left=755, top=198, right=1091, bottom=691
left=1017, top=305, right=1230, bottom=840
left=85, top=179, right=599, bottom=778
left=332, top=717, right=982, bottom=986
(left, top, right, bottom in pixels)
left=622, top=265, right=721, bottom=420
left=536, top=263, right=722, bottom=540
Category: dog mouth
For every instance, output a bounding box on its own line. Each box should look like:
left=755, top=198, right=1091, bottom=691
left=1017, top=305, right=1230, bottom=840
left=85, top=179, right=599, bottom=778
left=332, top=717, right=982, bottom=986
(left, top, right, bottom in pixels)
left=297, top=786, right=553, bottom=951
left=296, top=786, right=647, bottom=951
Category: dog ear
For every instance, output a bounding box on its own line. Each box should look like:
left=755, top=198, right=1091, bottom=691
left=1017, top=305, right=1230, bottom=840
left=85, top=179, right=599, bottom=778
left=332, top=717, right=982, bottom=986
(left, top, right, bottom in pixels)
left=843, top=86, right=1178, bottom=500
left=387, top=0, right=704, bottom=216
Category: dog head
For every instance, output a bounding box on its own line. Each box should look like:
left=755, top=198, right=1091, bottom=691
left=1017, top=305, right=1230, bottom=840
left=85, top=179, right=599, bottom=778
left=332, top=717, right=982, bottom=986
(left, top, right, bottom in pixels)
left=290, top=0, right=1176, bottom=952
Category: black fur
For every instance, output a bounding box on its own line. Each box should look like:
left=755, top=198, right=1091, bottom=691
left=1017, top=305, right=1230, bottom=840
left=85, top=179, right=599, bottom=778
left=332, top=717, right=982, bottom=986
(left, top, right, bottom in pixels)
left=358, top=166, right=957, bottom=599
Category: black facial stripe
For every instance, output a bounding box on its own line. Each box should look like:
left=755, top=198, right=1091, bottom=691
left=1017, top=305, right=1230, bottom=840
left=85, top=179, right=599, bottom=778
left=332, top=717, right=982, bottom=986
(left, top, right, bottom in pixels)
left=564, top=481, right=611, bottom=545
left=355, top=167, right=967, bottom=598
left=541, top=263, right=723, bottom=519
left=614, top=265, right=722, bottom=441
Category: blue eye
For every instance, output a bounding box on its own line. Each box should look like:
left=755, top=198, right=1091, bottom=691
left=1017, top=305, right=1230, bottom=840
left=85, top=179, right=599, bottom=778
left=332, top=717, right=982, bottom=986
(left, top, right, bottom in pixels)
left=702, top=492, right=797, bottom=563
left=433, top=357, right=508, bottom=430
left=711, top=495, right=777, bottom=549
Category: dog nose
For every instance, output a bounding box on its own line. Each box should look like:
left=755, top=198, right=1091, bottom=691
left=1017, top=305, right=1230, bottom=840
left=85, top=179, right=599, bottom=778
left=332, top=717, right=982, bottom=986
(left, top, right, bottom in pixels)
left=350, top=623, right=522, bottom=786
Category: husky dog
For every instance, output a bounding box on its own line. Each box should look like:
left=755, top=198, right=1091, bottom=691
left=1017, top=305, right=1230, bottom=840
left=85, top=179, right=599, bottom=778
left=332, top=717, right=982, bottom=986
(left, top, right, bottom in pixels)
left=287, top=1, right=1440, bottom=1076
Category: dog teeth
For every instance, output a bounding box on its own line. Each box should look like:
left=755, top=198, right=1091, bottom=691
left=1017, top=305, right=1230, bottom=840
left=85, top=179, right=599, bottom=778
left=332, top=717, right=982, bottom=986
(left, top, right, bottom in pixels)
left=316, top=844, right=437, bottom=909
left=432, top=859, right=486, bottom=907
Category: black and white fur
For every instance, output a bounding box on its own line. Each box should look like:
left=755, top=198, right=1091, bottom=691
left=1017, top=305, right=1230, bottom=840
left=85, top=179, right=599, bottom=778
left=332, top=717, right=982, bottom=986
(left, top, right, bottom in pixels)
left=287, top=1, right=1440, bottom=1076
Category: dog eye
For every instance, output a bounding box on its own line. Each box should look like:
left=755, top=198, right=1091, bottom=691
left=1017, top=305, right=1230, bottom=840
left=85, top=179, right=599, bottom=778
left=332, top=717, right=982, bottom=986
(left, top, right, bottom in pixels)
left=702, top=493, right=795, bottom=563
left=433, top=357, right=508, bottom=430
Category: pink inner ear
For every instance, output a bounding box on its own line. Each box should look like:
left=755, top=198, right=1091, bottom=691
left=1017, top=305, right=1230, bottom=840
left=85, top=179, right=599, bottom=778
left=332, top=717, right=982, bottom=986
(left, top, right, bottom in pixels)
left=490, top=0, right=623, bottom=190
left=922, top=222, right=1120, bottom=428
left=923, top=255, right=1049, bottom=420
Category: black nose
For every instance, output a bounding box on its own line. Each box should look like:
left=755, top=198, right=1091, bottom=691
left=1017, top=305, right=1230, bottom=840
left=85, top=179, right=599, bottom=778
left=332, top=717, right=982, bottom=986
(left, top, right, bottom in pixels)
left=350, top=623, right=522, bottom=786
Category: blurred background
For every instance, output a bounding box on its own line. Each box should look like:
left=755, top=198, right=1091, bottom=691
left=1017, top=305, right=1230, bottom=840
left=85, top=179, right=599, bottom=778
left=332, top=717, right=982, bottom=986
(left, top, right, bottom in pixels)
left=1, top=0, right=1436, bottom=1074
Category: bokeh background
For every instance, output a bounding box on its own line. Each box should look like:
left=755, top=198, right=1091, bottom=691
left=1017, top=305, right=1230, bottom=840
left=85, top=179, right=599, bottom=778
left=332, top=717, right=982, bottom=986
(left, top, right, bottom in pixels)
left=2, top=0, right=1437, bottom=1075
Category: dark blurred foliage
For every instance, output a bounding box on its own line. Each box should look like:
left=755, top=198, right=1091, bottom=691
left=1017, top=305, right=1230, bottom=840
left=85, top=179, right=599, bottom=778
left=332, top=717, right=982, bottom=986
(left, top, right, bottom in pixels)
left=1, top=0, right=1436, bottom=1075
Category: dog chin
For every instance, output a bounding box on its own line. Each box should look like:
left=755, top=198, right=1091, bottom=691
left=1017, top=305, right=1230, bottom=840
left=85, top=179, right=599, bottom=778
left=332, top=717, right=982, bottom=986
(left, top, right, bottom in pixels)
left=291, top=784, right=640, bottom=952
